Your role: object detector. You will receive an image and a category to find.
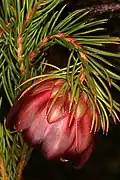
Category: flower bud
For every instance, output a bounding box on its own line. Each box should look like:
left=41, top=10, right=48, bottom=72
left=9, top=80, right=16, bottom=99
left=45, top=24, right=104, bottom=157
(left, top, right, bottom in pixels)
left=7, top=79, right=96, bottom=168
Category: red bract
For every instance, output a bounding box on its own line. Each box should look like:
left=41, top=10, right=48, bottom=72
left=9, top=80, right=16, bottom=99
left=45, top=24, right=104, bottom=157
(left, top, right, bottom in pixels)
left=6, top=79, right=95, bottom=168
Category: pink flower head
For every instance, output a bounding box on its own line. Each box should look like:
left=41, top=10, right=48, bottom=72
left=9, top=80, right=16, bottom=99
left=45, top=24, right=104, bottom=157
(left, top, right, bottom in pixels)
left=7, top=78, right=96, bottom=168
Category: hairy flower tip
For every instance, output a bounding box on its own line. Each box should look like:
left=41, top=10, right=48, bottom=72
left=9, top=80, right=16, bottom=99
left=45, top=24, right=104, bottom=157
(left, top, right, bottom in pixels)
left=6, top=78, right=98, bottom=168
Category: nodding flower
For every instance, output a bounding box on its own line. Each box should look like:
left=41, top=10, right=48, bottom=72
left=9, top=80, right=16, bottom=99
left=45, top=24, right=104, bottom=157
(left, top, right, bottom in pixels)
left=6, top=78, right=97, bottom=168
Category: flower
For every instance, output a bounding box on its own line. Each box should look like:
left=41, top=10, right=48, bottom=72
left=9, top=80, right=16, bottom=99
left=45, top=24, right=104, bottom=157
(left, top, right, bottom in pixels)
left=6, top=78, right=96, bottom=168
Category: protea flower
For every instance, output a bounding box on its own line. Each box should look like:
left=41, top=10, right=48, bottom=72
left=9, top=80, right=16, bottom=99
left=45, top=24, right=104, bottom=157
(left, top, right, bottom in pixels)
left=6, top=78, right=96, bottom=168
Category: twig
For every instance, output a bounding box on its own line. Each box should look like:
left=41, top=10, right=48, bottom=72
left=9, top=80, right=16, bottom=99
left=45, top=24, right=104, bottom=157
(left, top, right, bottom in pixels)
left=29, top=32, right=88, bottom=63
left=24, top=0, right=47, bottom=25
left=88, top=3, right=120, bottom=15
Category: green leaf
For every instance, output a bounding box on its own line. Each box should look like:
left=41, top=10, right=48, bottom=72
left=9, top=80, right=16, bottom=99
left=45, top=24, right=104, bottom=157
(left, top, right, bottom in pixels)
left=85, top=46, right=120, bottom=57
left=54, top=9, right=86, bottom=32
left=50, top=4, right=67, bottom=33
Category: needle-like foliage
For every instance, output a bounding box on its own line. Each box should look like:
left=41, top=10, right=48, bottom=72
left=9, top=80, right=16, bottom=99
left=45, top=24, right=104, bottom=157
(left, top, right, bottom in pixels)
left=0, top=0, right=120, bottom=179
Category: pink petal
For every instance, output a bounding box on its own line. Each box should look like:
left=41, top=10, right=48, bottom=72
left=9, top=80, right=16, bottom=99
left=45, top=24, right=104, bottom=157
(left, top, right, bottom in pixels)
left=23, top=106, right=47, bottom=145
left=47, top=97, right=67, bottom=123
left=29, top=79, right=65, bottom=97
left=76, top=143, right=93, bottom=168
left=75, top=99, right=88, bottom=119
left=50, top=85, right=63, bottom=98
left=30, top=80, right=55, bottom=96
left=75, top=108, right=93, bottom=154
left=41, top=114, right=75, bottom=159
left=7, top=90, right=51, bottom=131
left=54, top=79, right=66, bottom=86
left=64, top=107, right=93, bottom=159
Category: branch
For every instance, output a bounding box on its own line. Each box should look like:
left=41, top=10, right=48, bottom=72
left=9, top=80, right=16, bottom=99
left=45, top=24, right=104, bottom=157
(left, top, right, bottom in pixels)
left=88, top=3, right=120, bottom=15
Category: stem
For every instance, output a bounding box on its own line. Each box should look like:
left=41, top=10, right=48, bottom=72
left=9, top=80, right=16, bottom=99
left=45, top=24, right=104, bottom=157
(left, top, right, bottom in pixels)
left=29, top=33, right=88, bottom=63
left=17, top=35, right=26, bottom=76
left=17, top=143, right=31, bottom=180
left=0, top=154, right=8, bottom=180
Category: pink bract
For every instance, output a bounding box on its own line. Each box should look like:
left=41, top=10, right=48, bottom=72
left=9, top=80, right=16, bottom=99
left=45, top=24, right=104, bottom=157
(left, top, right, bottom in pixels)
left=7, top=79, right=95, bottom=168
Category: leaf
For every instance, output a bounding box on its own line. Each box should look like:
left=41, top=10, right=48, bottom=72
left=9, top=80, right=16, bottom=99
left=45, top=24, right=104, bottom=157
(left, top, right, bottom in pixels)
left=85, top=46, right=120, bottom=57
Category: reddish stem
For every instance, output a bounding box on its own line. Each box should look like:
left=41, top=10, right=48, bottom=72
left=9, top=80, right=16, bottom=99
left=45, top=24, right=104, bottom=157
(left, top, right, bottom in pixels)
left=29, top=32, right=88, bottom=63
left=24, top=0, right=47, bottom=25
left=17, top=35, right=22, bottom=62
